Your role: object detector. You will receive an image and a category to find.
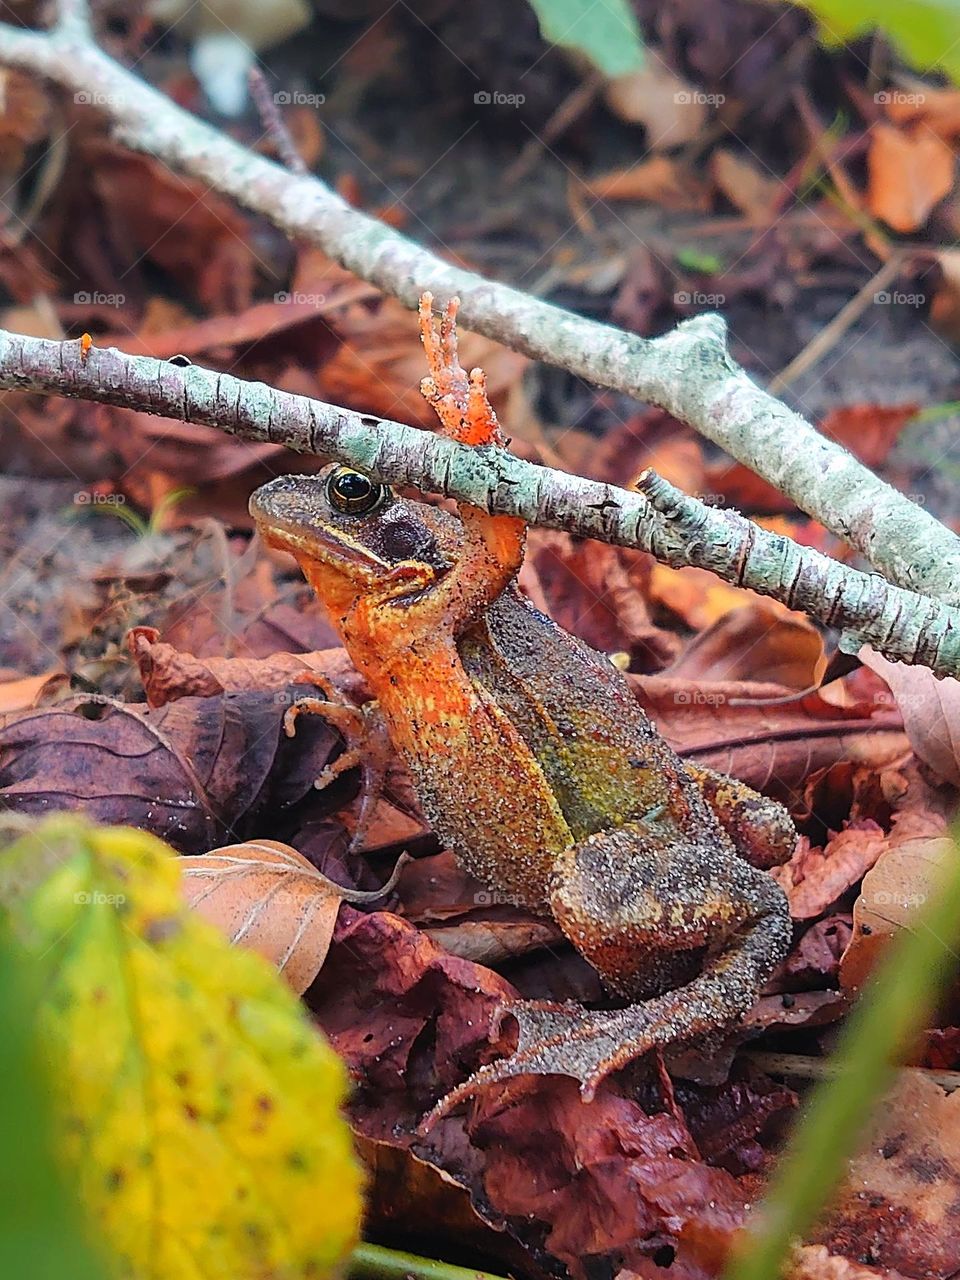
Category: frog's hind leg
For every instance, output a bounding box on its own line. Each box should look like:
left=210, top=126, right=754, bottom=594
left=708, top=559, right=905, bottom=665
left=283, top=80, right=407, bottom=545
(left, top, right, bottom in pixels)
left=283, top=680, right=391, bottom=852
left=423, top=824, right=791, bottom=1125
left=686, top=763, right=797, bottom=871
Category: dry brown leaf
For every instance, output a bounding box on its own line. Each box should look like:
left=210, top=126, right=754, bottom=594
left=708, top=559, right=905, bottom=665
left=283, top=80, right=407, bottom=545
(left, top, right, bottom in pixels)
left=773, top=822, right=889, bottom=920
left=0, top=670, right=65, bottom=713
left=603, top=61, right=708, bottom=148
left=866, top=122, right=955, bottom=232
left=710, top=147, right=782, bottom=219
left=129, top=628, right=362, bottom=707
left=584, top=156, right=710, bottom=210
left=814, top=1072, right=960, bottom=1277
left=840, top=828, right=952, bottom=992
left=669, top=602, right=825, bottom=690
left=860, top=647, right=960, bottom=785
left=182, top=839, right=400, bottom=994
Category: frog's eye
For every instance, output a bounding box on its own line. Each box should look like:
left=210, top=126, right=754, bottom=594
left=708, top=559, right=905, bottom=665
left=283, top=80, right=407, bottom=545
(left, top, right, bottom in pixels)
left=325, top=466, right=389, bottom=516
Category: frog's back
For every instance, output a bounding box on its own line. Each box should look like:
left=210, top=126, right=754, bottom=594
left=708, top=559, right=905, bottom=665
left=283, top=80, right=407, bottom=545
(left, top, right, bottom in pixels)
left=458, top=588, right=683, bottom=841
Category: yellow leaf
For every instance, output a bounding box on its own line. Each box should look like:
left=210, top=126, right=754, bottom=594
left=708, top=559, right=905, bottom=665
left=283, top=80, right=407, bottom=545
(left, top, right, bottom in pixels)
left=0, top=816, right=364, bottom=1280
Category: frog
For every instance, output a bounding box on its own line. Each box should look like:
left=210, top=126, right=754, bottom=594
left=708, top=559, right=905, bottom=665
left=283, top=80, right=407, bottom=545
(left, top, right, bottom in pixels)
left=248, top=293, right=796, bottom=1111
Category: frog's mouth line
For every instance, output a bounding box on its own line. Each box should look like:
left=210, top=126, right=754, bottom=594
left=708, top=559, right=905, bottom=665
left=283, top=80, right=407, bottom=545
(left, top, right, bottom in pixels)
left=253, top=515, right=390, bottom=577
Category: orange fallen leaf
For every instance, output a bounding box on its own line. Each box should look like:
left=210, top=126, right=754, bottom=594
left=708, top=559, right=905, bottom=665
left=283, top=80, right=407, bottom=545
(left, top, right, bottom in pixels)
left=0, top=670, right=64, bottom=713
left=584, top=155, right=710, bottom=210
left=182, top=839, right=405, bottom=994
left=866, top=122, right=955, bottom=232
left=710, top=147, right=782, bottom=219
left=648, top=563, right=756, bottom=630
left=773, top=821, right=889, bottom=920
left=885, top=86, right=960, bottom=140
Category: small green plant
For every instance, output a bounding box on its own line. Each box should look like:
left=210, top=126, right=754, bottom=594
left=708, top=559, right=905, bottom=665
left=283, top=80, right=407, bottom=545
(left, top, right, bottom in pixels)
left=67, top=486, right=196, bottom=537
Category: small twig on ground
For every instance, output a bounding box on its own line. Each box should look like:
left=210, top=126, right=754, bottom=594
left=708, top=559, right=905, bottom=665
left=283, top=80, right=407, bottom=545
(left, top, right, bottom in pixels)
left=2, top=326, right=960, bottom=676
left=768, top=250, right=908, bottom=394
left=247, top=67, right=308, bottom=175
left=0, top=6, right=957, bottom=606
left=503, top=70, right=604, bottom=187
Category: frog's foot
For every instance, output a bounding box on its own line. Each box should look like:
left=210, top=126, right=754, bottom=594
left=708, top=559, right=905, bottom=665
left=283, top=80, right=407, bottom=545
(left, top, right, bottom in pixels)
left=283, top=683, right=390, bottom=852
left=422, top=998, right=659, bottom=1128
left=418, top=291, right=505, bottom=447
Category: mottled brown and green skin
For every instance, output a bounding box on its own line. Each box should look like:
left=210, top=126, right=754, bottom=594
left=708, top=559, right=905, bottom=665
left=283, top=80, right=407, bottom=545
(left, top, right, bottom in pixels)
left=250, top=467, right=795, bottom=1100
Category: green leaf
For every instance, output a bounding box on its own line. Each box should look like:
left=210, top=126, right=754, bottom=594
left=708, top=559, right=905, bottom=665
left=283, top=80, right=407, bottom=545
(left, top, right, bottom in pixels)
left=527, top=0, right=645, bottom=77
left=794, top=0, right=960, bottom=85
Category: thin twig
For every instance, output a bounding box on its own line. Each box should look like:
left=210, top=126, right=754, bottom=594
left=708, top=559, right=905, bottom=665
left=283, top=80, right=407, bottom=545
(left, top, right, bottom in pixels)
left=768, top=250, right=908, bottom=394
left=247, top=67, right=307, bottom=175
left=503, top=70, right=603, bottom=187
left=0, top=13, right=957, bottom=606
left=2, top=326, right=959, bottom=675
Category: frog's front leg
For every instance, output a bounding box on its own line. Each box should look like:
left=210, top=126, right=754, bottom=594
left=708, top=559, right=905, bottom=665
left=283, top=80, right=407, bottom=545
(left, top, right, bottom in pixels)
left=282, top=675, right=391, bottom=852
left=426, top=819, right=791, bottom=1121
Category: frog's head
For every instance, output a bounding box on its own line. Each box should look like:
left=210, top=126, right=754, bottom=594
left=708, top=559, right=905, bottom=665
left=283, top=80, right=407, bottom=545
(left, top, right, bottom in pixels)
left=249, top=466, right=460, bottom=613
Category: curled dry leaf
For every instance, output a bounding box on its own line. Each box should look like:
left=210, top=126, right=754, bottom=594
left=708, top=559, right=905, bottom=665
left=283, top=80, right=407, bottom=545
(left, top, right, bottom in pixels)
left=182, top=838, right=406, bottom=994
left=860, top=646, right=960, bottom=786
left=129, top=627, right=363, bottom=708
left=773, top=822, right=889, bottom=920
left=668, top=602, right=825, bottom=689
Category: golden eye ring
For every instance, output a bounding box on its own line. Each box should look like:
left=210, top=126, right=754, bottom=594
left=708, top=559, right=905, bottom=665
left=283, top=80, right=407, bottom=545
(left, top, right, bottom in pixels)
left=325, top=466, right=388, bottom=516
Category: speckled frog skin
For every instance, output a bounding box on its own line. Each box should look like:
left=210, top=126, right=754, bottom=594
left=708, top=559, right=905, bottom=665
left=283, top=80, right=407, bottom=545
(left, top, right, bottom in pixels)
left=248, top=295, right=796, bottom=1105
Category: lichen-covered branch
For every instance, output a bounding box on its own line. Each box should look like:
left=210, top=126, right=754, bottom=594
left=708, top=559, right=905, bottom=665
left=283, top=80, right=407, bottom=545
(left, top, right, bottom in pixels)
left=3, top=327, right=959, bottom=675
left=0, top=17, right=956, bottom=608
